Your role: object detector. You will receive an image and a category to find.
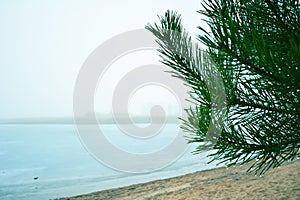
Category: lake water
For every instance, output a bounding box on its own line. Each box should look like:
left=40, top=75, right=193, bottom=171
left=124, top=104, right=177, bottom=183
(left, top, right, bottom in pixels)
left=0, top=124, right=221, bottom=200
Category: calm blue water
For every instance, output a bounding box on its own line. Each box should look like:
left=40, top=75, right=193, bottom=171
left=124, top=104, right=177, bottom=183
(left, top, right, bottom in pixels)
left=0, top=124, right=220, bottom=200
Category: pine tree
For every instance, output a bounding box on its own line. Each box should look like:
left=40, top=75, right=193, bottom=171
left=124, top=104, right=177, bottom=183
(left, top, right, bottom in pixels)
left=146, top=0, right=300, bottom=174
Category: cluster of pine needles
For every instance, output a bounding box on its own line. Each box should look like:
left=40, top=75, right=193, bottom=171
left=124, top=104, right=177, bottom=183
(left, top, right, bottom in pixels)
left=146, top=0, right=300, bottom=174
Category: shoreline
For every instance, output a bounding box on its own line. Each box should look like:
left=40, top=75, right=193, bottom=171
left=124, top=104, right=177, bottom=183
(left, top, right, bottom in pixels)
left=59, top=160, right=300, bottom=200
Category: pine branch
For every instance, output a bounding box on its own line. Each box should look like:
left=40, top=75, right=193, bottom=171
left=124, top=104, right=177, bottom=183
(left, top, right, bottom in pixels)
left=145, top=10, right=213, bottom=107
left=146, top=0, right=300, bottom=175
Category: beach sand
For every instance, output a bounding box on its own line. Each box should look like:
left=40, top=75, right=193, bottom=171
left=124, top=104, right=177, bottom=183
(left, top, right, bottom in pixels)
left=60, top=160, right=300, bottom=200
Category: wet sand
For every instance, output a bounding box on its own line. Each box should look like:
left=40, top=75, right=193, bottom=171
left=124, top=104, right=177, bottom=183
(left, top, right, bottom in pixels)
left=60, top=160, right=300, bottom=200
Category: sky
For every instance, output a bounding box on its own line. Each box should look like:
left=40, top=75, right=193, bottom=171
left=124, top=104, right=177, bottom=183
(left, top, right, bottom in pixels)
left=0, top=0, right=206, bottom=119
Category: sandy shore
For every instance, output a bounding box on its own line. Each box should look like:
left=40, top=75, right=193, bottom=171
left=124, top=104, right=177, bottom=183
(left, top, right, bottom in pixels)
left=60, top=160, right=300, bottom=200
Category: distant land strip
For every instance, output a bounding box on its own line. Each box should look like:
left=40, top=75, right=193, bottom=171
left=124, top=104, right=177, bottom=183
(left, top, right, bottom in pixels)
left=0, top=116, right=180, bottom=124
